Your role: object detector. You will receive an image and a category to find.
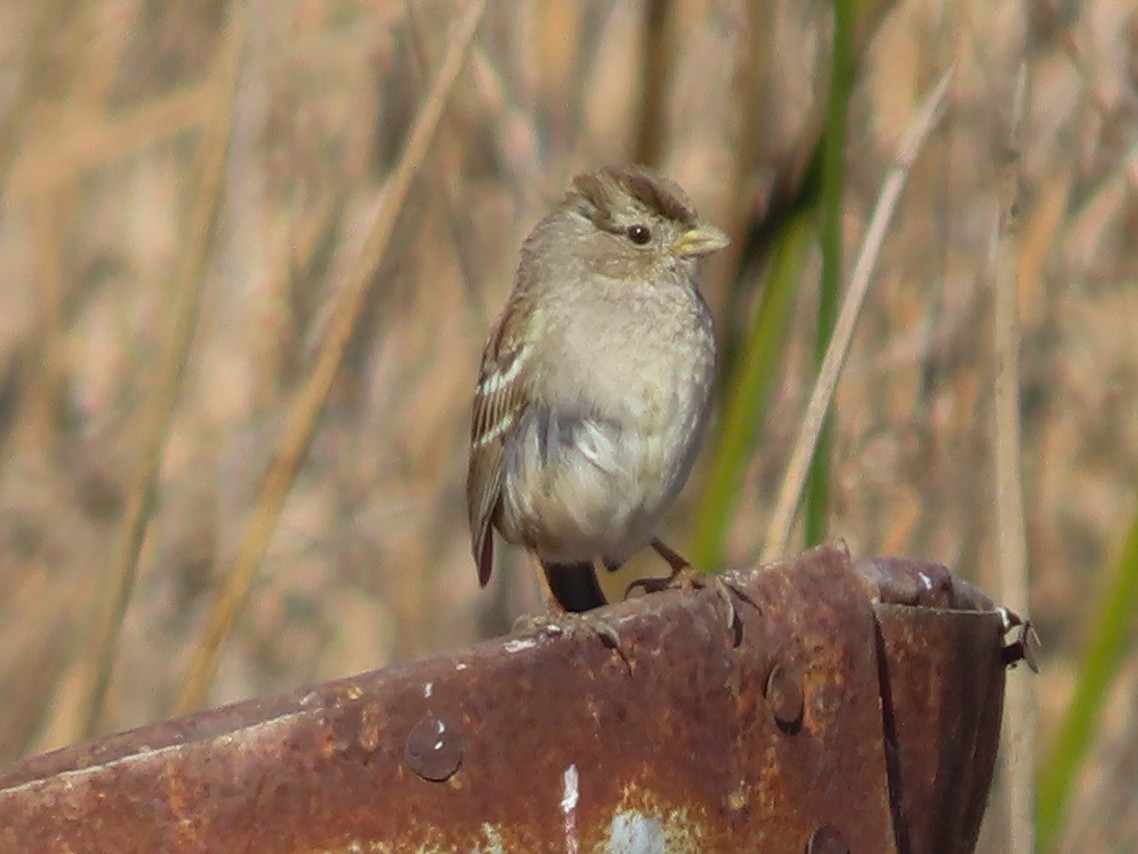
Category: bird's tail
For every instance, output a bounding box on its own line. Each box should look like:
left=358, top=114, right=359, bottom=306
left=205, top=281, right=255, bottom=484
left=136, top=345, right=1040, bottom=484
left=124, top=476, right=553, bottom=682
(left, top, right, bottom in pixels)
left=541, top=560, right=607, bottom=612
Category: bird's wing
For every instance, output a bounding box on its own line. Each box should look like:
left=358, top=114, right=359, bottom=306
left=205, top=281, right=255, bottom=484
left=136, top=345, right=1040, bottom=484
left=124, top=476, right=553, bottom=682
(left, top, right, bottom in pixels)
left=467, top=295, right=536, bottom=585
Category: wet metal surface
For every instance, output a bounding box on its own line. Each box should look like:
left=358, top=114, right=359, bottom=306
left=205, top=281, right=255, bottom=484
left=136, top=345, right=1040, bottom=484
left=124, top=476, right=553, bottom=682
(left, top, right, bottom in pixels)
left=0, top=546, right=1023, bottom=853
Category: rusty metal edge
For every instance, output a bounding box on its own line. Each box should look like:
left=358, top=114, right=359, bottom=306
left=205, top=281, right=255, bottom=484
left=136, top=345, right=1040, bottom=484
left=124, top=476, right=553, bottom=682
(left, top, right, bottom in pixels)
left=0, top=547, right=1019, bottom=854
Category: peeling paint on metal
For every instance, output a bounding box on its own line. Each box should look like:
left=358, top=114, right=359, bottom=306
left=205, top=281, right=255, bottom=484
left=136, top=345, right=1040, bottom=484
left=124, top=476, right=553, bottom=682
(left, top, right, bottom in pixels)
left=606, top=811, right=667, bottom=854
left=561, top=763, right=580, bottom=854
left=473, top=823, right=505, bottom=854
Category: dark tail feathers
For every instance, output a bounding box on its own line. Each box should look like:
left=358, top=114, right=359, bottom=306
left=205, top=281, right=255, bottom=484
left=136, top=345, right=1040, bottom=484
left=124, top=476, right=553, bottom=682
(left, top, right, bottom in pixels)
left=541, top=560, right=607, bottom=612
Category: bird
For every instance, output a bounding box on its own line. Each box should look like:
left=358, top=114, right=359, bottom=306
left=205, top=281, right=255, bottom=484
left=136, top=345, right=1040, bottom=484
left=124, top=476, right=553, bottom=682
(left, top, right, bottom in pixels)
left=466, top=164, right=729, bottom=613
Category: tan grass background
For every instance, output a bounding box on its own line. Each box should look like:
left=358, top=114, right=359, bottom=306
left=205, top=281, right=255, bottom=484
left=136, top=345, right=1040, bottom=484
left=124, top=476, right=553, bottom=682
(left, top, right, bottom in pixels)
left=0, top=0, right=1135, bottom=849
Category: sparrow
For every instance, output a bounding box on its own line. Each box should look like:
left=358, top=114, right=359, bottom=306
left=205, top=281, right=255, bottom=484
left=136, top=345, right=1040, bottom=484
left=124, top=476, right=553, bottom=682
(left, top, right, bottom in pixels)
left=466, top=164, right=729, bottom=612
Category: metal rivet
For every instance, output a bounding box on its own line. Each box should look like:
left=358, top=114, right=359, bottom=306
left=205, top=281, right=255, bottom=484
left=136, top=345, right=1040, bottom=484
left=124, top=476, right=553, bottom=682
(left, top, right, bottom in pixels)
left=806, top=825, right=848, bottom=854
left=405, top=713, right=462, bottom=782
left=764, top=663, right=804, bottom=733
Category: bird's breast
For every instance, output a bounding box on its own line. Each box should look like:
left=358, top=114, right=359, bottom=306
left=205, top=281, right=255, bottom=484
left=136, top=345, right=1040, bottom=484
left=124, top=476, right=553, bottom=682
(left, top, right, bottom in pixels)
left=538, top=284, right=715, bottom=432
left=497, top=281, right=716, bottom=562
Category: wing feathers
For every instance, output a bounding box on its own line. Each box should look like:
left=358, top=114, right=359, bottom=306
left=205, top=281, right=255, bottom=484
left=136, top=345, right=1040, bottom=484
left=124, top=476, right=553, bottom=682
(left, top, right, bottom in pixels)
left=466, top=296, right=536, bottom=585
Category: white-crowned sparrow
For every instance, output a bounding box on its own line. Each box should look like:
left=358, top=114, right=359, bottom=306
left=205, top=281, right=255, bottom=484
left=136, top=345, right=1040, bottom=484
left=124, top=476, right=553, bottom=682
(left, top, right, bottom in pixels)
left=466, top=164, right=729, bottom=611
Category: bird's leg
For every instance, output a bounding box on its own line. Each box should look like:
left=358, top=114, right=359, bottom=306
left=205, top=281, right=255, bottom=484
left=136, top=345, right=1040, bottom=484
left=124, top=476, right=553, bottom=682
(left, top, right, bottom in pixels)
left=624, top=537, right=699, bottom=593
left=513, top=554, right=627, bottom=663
left=512, top=552, right=575, bottom=623
left=625, top=537, right=757, bottom=638
left=652, top=537, right=695, bottom=577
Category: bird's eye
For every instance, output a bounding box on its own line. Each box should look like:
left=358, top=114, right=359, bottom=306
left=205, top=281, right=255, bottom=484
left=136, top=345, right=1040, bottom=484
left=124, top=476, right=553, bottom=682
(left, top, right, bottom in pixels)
left=626, top=224, right=652, bottom=245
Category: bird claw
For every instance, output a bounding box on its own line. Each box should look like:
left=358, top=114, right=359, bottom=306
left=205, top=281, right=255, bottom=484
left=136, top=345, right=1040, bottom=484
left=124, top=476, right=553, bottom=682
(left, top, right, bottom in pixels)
left=626, top=567, right=756, bottom=645
left=517, top=611, right=631, bottom=669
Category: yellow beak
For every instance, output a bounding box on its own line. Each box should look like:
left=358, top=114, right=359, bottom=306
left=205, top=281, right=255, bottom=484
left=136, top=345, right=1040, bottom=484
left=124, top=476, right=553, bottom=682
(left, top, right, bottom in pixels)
left=671, top=224, right=731, bottom=258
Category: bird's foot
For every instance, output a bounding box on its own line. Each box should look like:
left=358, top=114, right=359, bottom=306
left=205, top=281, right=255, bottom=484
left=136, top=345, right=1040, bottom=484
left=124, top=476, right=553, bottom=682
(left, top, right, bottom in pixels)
left=515, top=611, right=630, bottom=668
left=627, top=539, right=758, bottom=644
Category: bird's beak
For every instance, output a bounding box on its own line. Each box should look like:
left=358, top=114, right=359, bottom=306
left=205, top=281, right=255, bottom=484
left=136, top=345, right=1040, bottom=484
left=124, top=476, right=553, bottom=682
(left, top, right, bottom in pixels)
left=671, top=224, right=731, bottom=258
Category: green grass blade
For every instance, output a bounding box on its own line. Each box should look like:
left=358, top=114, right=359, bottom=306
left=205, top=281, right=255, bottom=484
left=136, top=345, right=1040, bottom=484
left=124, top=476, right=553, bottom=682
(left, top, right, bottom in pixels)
left=1037, top=504, right=1138, bottom=850
left=805, top=0, right=856, bottom=546
left=690, top=213, right=814, bottom=571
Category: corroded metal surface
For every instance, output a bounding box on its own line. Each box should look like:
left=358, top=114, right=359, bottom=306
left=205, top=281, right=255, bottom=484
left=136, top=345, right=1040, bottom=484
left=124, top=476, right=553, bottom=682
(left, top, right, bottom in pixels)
left=0, top=546, right=1022, bottom=853
left=875, top=603, right=1005, bottom=854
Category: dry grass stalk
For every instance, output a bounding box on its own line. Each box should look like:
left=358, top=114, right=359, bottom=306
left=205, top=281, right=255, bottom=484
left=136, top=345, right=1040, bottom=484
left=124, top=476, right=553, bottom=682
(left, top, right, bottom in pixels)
left=174, top=0, right=489, bottom=715
left=760, top=66, right=955, bottom=564
left=0, top=0, right=70, bottom=199
left=73, top=7, right=247, bottom=741
left=994, top=63, right=1035, bottom=854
